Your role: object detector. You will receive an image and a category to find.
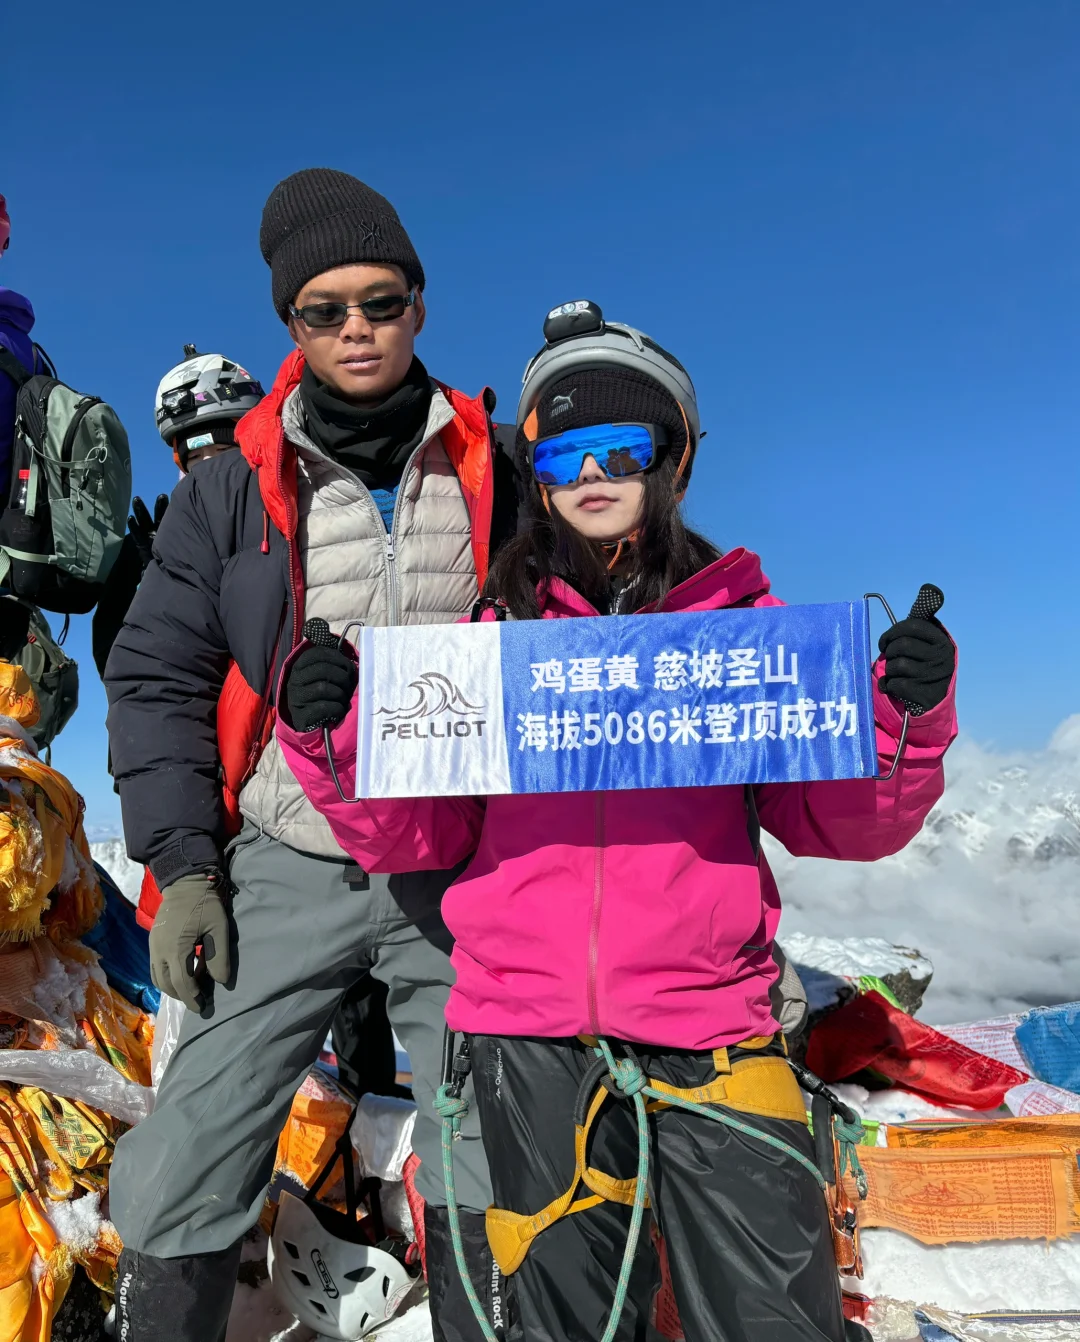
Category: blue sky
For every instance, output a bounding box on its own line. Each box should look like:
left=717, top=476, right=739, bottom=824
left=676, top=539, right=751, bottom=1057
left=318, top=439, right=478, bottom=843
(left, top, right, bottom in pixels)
left=4, top=2, right=1079, bottom=834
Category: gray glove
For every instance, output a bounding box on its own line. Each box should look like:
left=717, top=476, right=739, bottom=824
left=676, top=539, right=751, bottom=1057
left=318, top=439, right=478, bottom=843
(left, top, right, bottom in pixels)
left=149, top=870, right=232, bottom=1013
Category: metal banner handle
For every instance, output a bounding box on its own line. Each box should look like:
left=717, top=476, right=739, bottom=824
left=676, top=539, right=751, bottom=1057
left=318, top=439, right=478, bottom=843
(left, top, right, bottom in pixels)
left=864, top=585, right=945, bottom=783
left=302, top=617, right=366, bottom=804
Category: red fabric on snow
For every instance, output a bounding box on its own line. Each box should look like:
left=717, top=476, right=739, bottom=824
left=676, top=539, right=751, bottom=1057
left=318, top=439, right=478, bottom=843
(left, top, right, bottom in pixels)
left=806, top=990, right=1027, bottom=1110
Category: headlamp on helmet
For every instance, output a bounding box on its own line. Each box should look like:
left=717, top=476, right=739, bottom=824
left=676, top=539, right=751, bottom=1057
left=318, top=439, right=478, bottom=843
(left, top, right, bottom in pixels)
left=517, top=301, right=702, bottom=485
left=154, top=346, right=265, bottom=446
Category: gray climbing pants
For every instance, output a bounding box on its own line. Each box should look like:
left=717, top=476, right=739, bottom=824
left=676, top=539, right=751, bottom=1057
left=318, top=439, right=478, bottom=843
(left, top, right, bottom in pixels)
left=110, top=822, right=489, bottom=1256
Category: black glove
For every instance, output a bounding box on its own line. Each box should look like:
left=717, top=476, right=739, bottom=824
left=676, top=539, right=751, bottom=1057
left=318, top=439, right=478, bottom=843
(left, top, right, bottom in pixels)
left=285, top=642, right=358, bottom=731
left=878, top=585, right=954, bottom=713
left=128, top=494, right=170, bottom=572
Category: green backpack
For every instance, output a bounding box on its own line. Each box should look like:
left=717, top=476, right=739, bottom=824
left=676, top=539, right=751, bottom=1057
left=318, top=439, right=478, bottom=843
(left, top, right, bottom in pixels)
left=0, top=345, right=132, bottom=614
left=10, top=604, right=79, bottom=756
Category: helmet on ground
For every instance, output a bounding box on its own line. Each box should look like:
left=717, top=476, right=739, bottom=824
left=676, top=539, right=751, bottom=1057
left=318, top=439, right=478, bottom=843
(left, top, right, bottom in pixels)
left=268, top=1191, right=418, bottom=1339
left=516, top=300, right=700, bottom=466
left=0, top=195, right=10, bottom=254
left=154, top=345, right=264, bottom=449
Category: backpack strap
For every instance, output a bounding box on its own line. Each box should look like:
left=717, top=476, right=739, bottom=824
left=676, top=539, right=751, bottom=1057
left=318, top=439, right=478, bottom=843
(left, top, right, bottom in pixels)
left=0, top=347, right=32, bottom=388
left=31, top=343, right=57, bottom=378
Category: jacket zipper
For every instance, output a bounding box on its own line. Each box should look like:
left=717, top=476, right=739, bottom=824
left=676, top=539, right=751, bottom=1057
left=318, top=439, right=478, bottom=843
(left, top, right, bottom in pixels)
left=384, top=436, right=429, bottom=625
left=587, top=792, right=606, bottom=1036
left=385, top=529, right=397, bottom=621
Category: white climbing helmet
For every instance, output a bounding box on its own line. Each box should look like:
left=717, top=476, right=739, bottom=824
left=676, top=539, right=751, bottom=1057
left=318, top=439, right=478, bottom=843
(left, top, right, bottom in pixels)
left=268, top=1192, right=417, bottom=1339
left=154, top=345, right=264, bottom=445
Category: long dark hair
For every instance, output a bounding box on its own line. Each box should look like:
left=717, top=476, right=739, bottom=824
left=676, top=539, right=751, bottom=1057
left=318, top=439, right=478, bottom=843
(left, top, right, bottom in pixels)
left=484, top=449, right=722, bottom=619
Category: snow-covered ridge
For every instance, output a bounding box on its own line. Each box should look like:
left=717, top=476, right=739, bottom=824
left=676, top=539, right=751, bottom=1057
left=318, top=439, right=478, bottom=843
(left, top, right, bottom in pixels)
left=88, top=838, right=142, bottom=902
left=776, top=717, right=1080, bottom=1023
left=891, top=715, right=1080, bottom=868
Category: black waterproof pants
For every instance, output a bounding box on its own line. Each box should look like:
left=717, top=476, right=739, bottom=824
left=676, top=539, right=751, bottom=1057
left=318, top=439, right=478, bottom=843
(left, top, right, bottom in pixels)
left=471, top=1035, right=848, bottom=1342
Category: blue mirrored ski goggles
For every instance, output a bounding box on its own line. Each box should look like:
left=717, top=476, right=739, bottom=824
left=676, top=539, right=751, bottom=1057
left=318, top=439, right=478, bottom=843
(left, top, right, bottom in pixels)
left=530, top=423, right=668, bottom=486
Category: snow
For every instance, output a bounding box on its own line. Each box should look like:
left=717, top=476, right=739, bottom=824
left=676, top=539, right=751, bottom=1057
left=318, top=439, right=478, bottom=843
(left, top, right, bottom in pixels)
left=828, top=1082, right=996, bottom=1127
left=858, top=1231, right=1080, bottom=1314
left=368, top=1303, right=435, bottom=1341
left=783, top=933, right=933, bottom=984
left=88, top=836, right=142, bottom=901
left=864, top=1298, right=1080, bottom=1342
left=44, top=1190, right=105, bottom=1256
left=774, top=719, right=1080, bottom=1022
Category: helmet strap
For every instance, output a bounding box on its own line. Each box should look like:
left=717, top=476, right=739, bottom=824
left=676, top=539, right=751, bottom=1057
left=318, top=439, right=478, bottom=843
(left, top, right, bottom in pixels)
left=672, top=400, right=693, bottom=502
left=600, top=529, right=640, bottom=572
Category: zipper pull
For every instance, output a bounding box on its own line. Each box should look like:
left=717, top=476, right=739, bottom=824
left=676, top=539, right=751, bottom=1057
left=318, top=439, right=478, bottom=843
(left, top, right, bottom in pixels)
left=385, top=531, right=396, bottom=563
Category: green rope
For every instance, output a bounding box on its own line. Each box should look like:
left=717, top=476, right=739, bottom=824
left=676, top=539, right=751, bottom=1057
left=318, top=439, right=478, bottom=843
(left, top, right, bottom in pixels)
left=592, top=1040, right=652, bottom=1342
left=435, top=1083, right=499, bottom=1342
left=834, top=1117, right=869, bottom=1199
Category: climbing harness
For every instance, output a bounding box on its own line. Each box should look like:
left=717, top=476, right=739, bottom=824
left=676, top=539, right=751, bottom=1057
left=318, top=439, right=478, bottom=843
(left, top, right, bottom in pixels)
left=434, top=1031, right=867, bottom=1342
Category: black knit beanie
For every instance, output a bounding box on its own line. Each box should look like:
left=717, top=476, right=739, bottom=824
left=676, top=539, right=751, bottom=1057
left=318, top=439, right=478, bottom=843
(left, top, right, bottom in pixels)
left=260, top=168, right=425, bottom=320
left=531, top=368, right=689, bottom=462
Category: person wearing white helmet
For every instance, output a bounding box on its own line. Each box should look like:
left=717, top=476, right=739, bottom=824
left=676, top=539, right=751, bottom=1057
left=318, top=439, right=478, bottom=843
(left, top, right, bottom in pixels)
left=154, top=344, right=266, bottom=471
left=90, top=346, right=265, bottom=678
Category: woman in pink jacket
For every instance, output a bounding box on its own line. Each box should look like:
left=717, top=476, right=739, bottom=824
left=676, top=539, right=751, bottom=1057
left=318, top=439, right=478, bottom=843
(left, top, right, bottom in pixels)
left=278, top=302, right=957, bottom=1342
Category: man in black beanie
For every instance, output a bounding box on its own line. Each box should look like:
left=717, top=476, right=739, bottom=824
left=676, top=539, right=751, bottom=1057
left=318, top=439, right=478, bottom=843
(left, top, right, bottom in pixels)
left=105, top=168, right=520, bottom=1342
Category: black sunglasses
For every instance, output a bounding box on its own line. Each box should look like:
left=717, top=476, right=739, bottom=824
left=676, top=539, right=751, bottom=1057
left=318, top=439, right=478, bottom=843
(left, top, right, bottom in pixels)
left=288, top=291, right=416, bottom=329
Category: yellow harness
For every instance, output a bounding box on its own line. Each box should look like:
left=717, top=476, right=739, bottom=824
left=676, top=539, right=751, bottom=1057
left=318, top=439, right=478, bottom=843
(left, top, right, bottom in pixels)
left=486, top=1036, right=808, bottom=1276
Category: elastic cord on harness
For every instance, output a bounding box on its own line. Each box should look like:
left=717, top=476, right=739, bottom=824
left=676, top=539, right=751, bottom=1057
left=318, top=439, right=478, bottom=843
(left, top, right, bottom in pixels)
left=433, top=1032, right=500, bottom=1338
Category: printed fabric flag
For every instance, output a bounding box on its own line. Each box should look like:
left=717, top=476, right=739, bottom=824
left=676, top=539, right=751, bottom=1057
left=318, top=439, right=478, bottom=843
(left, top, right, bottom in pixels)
left=353, top=601, right=877, bottom=798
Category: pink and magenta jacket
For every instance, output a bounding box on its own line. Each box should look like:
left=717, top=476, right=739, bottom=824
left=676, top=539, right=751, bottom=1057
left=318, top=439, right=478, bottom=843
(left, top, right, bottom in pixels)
left=277, top=548, right=957, bottom=1051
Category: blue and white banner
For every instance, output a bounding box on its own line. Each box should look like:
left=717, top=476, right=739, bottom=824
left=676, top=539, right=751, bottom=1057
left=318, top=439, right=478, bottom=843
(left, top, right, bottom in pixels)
left=352, top=602, right=877, bottom=798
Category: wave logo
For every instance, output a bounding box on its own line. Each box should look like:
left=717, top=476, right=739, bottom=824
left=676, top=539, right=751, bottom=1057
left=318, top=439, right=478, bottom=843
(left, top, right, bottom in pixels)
left=378, top=672, right=487, bottom=742
left=378, top=673, right=483, bottom=720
